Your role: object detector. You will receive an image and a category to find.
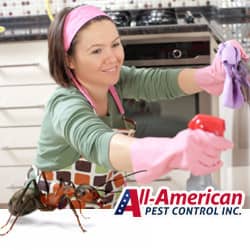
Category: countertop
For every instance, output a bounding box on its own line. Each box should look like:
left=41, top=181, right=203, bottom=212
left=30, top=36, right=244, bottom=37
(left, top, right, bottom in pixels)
left=0, top=12, right=209, bottom=42
left=0, top=6, right=249, bottom=49
left=0, top=209, right=249, bottom=250
left=0, top=15, right=49, bottom=42
left=208, top=16, right=250, bottom=54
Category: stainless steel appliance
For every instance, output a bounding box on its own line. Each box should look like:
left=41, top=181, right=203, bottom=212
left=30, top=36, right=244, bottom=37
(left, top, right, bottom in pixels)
left=108, top=9, right=212, bottom=135
left=122, top=32, right=211, bottom=124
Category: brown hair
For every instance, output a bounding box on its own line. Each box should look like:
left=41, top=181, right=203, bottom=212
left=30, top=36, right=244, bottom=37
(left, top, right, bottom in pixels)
left=48, top=7, right=113, bottom=87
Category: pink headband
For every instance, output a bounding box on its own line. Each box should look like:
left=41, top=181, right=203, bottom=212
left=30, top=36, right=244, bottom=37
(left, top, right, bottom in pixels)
left=63, top=5, right=108, bottom=52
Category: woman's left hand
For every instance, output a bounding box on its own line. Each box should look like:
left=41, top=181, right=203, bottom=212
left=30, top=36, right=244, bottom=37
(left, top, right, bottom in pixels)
left=195, top=40, right=249, bottom=96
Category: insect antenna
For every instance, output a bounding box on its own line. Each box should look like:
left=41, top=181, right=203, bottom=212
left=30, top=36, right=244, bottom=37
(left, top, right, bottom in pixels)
left=0, top=214, right=19, bottom=236
left=0, top=214, right=13, bottom=230
left=105, top=170, right=146, bottom=186
left=95, top=170, right=147, bottom=194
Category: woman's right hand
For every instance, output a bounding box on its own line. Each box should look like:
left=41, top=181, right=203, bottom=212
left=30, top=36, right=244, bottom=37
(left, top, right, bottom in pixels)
left=130, top=128, right=233, bottom=184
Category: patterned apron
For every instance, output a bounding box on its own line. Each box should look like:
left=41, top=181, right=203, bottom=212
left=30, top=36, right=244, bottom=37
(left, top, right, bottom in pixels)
left=31, top=86, right=135, bottom=209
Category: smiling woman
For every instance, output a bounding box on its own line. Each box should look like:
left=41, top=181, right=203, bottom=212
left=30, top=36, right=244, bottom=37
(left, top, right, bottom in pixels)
left=6, top=4, right=235, bottom=217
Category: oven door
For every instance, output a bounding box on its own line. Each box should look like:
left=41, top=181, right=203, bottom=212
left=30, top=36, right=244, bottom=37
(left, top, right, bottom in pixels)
left=122, top=32, right=210, bottom=67
left=121, top=32, right=211, bottom=137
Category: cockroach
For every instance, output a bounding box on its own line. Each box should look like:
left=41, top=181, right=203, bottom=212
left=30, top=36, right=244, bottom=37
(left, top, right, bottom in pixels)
left=0, top=170, right=144, bottom=236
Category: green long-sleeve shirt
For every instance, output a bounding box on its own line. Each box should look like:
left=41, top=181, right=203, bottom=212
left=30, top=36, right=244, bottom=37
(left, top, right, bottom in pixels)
left=34, top=66, right=185, bottom=171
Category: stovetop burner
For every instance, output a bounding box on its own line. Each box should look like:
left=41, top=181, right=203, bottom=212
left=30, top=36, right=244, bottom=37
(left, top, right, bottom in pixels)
left=0, top=9, right=208, bottom=42
left=135, top=9, right=177, bottom=26
left=107, top=11, right=131, bottom=27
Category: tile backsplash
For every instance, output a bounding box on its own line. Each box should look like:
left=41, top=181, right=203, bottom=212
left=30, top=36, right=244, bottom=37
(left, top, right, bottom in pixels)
left=0, top=0, right=246, bottom=17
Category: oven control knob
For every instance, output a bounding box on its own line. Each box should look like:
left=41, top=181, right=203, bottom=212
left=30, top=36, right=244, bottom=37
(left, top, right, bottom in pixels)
left=172, top=49, right=182, bottom=59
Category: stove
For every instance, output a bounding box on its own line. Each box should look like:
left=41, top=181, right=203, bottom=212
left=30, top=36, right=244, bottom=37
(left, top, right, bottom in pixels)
left=0, top=8, right=209, bottom=42
left=106, top=8, right=208, bottom=30
left=112, top=9, right=210, bottom=67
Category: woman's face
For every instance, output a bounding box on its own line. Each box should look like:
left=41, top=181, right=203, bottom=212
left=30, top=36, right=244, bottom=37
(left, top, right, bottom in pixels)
left=67, top=19, right=124, bottom=88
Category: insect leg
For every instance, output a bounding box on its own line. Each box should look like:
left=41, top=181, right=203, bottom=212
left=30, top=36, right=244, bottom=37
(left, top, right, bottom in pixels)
left=66, top=197, right=86, bottom=233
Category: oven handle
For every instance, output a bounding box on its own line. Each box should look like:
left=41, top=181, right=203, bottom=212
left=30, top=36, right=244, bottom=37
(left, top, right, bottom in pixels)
left=121, top=32, right=210, bottom=44
left=124, top=55, right=210, bottom=67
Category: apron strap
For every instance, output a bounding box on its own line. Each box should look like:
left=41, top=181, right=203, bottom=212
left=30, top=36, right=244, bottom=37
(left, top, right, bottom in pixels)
left=69, top=70, right=125, bottom=115
left=69, top=71, right=96, bottom=109
left=108, top=86, right=125, bottom=115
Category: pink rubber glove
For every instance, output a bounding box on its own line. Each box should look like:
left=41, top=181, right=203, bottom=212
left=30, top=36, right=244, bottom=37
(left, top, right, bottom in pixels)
left=131, top=128, right=233, bottom=184
left=195, top=40, right=249, bottom=96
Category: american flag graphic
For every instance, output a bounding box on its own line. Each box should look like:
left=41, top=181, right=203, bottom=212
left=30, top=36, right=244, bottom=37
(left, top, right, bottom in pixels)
left=114, top=188, right=141, bottom=217
left=114, top=189, right=131, bottom=215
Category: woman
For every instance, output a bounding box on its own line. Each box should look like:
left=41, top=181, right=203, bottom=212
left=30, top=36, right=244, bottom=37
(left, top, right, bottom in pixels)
left=11, top=5, right=240, bottom=211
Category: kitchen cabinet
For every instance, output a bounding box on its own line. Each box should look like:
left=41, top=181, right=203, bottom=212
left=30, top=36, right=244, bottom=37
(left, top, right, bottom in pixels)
left=219, top=95, right=250, bottom=180
left=0, top=166, right=31, bottom=206
left=209, top=35, right=250, bottom=190
left=218, top=89, right=250, bottom=208
left=0, top=41, right=53, bottom=85
left=208, top=32, right=250, bottom=207
left=0, top=40, right=56, bottom=205
left=215, top=43, right=250, bottom=202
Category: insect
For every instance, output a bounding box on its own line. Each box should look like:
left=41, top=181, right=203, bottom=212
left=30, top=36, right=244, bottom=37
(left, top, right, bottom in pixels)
left=0, top=170, right=144, bottom=236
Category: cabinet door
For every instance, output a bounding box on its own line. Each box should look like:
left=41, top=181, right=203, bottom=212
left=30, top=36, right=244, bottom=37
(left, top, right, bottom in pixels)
left=219, top=101, right=250, bottom=167
left=0, top=85, right=56, bottom=108
left=216, top=39, right=250, bottom=197
left=0, top=166, right=30, bottom=204
left=0, top=108, right=44, bottom=127
left=0, top=126, right=40, bottom=167
left=0, top=41, right=56, bottom=205
left=0, top=41, right=55, bottom=86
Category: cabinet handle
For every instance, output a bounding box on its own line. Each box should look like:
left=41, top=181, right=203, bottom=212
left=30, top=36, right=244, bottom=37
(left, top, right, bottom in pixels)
left=2, top=146, right=37, bottom=150
left=0, top=104, right=44, bottom=110
left=0, top=82, right=55, bottom=87
left=6, top=184, right=25, bottom=190
left=0, top=63, right=40, bottom=68
left=0, top=124, right=41, bottom=128
left=126, top=176, right=171, bottom=182
left=0, top=164, right=32, bottom=168
left=213, top=48, right=218, bottom=53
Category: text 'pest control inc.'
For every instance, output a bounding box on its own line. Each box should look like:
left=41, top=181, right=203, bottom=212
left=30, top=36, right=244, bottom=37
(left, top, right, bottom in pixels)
left=114, top=187, right=245, bottom=217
